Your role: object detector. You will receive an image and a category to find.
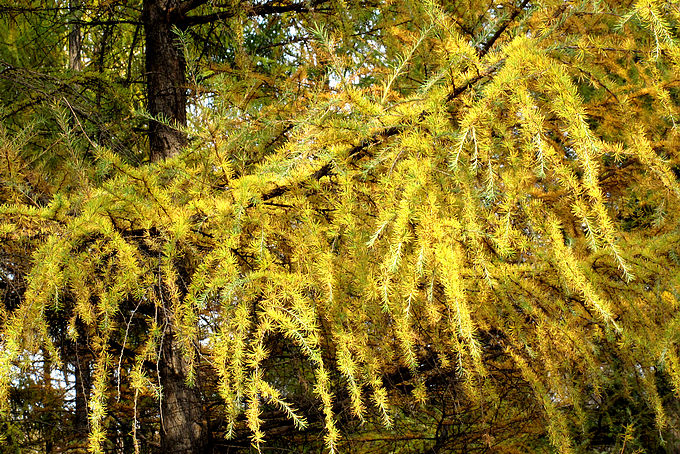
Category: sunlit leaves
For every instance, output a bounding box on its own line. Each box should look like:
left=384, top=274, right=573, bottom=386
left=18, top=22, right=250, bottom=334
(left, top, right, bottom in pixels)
left=2, top=0, right=680, bottom=453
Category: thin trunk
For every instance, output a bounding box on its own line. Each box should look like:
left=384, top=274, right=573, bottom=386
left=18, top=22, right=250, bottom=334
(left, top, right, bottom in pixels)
left=67, top=9, right=90, bottom=440
left=42, top=348, right=53, bottom=454
left=143, top=1, right=209, bottom=451
left=143, top=0, right=187, bottom=162
left=68, top=1, right=82, bottom=71
left=95, top=21, right=112, bottom=110
left=74, top=350, right=91, bottom=435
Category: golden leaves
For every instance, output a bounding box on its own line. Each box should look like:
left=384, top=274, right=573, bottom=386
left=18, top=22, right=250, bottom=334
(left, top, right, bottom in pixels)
left=3, top=0, right=680, bottom=452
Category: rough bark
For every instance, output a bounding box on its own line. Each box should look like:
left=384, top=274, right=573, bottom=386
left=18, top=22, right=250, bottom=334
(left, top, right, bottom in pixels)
left=159, top=325, right=210, bottom=453
left=143, top=0, right=187, bottom=162
left=68, top=1, right=82, bottom=72
left=143, top=1, right=210, bottom=451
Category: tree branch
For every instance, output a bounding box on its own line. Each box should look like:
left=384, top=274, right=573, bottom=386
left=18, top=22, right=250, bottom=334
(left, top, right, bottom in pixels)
left=479, top=0, right=530, bottom=57
left=258, top=66, right=492, bottom=204
left=176, top=0, right=210, bottom=17
left=176, top=0, right=328, bottom=27
left=260, top=126, right=402, bottom=203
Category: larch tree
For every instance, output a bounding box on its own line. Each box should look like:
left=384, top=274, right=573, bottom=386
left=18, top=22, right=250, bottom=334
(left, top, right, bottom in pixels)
left=2, top=0, right=680, bottom=453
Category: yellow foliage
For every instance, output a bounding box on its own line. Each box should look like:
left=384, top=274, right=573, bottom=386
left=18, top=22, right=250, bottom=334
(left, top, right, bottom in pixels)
left=2, top=0, right=680, bottom=452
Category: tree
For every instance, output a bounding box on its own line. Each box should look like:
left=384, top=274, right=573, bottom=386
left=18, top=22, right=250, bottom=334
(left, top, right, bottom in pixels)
left=2, top=0, right=680, bottom=453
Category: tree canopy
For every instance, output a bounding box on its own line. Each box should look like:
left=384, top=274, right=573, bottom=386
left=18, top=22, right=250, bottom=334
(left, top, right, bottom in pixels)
left=1, top=0, right=680, bottom=453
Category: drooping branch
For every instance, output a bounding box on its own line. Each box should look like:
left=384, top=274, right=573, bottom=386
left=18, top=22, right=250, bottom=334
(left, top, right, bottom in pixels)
left=259, top=63, right=500, bottom=203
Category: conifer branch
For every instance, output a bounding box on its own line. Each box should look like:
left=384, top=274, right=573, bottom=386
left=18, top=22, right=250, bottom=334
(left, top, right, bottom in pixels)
left=259, top=59, right=497, bottom=204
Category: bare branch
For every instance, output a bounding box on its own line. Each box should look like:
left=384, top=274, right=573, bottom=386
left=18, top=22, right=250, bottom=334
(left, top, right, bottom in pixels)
left=176, top=0, right=329, bottom=27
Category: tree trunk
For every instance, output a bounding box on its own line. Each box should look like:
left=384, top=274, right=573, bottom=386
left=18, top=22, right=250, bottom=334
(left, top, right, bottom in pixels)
left=143, top=1, right=209, bottom=451
left=159, top=324, right=210, bottom=453
left=42, top=348, right=54, bottom=454
left=74, top=351, right=91, bottom=435
left=143, top=0, right=187, bottom=162
left=68, top=1, right=82, bottom=72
